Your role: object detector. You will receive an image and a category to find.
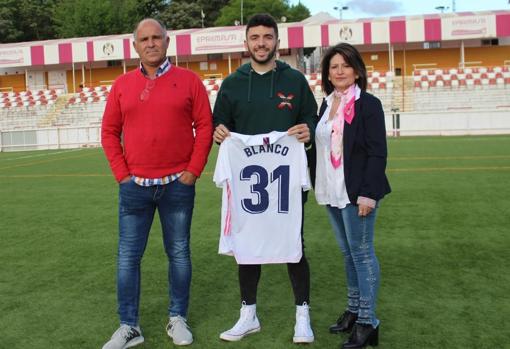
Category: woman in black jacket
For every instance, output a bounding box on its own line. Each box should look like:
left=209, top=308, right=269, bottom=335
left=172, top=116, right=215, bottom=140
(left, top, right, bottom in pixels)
left=314, top=43, right=391, bottom=348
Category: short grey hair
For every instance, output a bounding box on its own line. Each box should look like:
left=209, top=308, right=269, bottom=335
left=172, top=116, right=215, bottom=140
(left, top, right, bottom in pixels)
left=133, top=18, right=168, bottom=40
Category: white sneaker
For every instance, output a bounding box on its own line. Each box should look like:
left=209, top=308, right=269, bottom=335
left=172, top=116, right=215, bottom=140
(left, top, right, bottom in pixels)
left=166, top=315, right=193, bottom=346
left=102, top=324, right=144, bottom=349
left=220, top=302, right=261, bottom=341
left=293, top=302, right=314, bottom=343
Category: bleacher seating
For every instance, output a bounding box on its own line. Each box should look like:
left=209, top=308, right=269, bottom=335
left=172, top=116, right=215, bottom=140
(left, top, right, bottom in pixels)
left=1, top=67, right=510, bottom=133
left=412, top=66, right=510, bottom=90
left=49, top=85, right=112, bottom=127
left=303, top=70, right=394, bottom=114
left=202, top=78, right=222, bottom=108
left=55, top=102, right=105, bottom=127
left=0, top=104, right=53, bottom=130
left=410, top=67, right=510, bottom=112
left=0, top=88, right=65, bottom=130
left=306, top=73, right=322, bottom=93
left=0, top=88, right=62, bottom=109
left=304, top=70, right=395, bottom=93
left=203, top=78, right=222, bottom=96
left=67, top=85, right=111, bottom=105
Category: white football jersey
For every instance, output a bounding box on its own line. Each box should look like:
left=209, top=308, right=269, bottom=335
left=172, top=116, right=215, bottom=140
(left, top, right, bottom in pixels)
left=213, top=131, right=311, bottom=264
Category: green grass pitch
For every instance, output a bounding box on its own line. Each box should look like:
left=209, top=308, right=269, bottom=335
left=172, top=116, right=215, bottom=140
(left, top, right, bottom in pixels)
left=1, top=135, right=509, bottom=348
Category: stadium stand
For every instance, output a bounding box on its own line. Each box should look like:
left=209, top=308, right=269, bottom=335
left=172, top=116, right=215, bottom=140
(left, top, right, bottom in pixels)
left=0, top=105, right=53, bottom=130
left=54, top=102, right=105, bottom=128
left=202, top=78, right=222, bottom=108
left=303, top=71, right=395, bottom=114
left=0, top=89, right=65, bottom=130
left=0, top=89, right=61, bottom=109
left=1, top=69, right=510, bottom=133
left=409, top=66, right=510, bottom=112
left=49, top=85, right=111, bottom=127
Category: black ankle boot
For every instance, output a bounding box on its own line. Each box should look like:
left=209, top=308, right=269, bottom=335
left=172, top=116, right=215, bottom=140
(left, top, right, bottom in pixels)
left=342, top=323, right=379, bottom=348
left=329, top=310, right=358, bottom=333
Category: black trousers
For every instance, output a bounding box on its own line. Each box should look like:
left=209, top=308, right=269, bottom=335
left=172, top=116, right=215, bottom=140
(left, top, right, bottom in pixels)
left=238, top=198, right=310, bottom=306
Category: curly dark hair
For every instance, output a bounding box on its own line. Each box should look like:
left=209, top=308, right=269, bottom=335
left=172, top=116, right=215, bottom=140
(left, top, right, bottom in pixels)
left=246, top=13, right=279, bottom=38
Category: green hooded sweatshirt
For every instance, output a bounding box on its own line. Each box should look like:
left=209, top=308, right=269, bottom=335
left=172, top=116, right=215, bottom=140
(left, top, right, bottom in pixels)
left=213, top=60, right=318, bottom=137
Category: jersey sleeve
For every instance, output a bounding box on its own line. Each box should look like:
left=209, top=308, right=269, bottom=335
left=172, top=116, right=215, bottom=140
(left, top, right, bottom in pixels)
left=299, top=142, right=312, bottom=191
left=213, top=138, right=232, bottom=188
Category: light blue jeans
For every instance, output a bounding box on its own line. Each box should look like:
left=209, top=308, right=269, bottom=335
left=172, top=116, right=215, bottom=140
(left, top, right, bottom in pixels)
left=326, top=203, right=380, bottom=328
left=117, top=178, right=195, bottom=326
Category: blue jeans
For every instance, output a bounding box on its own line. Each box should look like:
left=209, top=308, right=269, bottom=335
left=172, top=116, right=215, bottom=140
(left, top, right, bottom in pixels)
left=326, top=204, right=380, bottom=328
left=117, top=178, right=195, bottom=326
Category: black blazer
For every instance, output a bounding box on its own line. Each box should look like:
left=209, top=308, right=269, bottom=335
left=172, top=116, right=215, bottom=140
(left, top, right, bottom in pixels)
left=313, top=90, right=391, bottom=204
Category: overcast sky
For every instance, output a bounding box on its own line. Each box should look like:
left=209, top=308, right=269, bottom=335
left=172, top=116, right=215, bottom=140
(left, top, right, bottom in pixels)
left=289, top=0, right=510, bottom=19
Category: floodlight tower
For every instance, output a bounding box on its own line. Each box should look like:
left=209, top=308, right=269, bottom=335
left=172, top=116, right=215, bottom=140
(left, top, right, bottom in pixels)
left=435, top=5, right=449, bottom=13
left=333, top=2, right=349, bottom=21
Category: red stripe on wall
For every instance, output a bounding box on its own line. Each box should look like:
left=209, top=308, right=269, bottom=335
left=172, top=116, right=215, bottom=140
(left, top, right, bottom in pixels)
left=321, top=24, right=329, bottom=47
left=123, top=38, right=131, bottom=60
left=424, top=18, right=442, bottom=41
left=390, top=20, right=406, bottom=43
left=287, top=26, right=304, bottom=49
left=496, top=14, right=510, bottom=37
left=87, top=41, right=94, bottom=62
left=30, top=46, right=44, bottom=65
left=58, top=43, right=72, bottom=64
left=176, top=34, right=192, bottom=56
left=363, top=22, right=372, bottom=44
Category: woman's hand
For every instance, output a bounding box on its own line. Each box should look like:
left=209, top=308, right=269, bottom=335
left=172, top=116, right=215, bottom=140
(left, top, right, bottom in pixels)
left=358, top=204, right=373, bottom=217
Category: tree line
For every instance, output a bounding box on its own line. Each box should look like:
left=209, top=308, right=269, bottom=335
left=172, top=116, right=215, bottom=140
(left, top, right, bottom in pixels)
left=0, top=0, right=310, bottom=43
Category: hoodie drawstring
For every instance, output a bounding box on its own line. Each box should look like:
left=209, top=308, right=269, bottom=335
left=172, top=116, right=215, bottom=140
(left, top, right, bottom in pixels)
left=247, top=64, right=278, bottom=102
left=247, top=69, right=253, bottom=103
left=269, top=68, right=275, bottom=99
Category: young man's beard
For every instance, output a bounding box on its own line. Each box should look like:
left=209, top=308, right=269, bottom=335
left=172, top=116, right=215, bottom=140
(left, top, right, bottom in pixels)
left=249, top=45, right=278, bottom=65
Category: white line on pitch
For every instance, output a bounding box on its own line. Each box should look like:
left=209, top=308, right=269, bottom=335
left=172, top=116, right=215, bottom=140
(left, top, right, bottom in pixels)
left=0, top=149, right=84, bottom=161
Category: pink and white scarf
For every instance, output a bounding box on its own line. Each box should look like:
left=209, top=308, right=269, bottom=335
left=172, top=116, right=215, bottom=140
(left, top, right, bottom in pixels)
left=330, top=84, right=356, bottom=168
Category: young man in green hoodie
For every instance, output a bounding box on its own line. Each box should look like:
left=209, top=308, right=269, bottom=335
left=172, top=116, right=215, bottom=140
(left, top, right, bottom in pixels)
left=213, top=13, right=318, bottom=344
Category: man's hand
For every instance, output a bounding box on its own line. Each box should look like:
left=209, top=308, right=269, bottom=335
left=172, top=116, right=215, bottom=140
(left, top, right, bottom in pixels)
left=179, top=171, right=197, bottom=185
left=119, top=175, right=131, bottom=184
left=213, top=124, right=231, bottom=144
left=287, top=123, right=310, bottom=143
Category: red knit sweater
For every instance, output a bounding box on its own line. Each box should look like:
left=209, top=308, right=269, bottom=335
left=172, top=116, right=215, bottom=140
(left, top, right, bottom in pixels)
left=101, top=67, right=213, bottom=182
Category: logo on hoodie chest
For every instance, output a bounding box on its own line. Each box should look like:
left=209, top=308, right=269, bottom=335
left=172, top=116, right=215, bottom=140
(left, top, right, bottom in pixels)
left=276, top=92, right=294, bottom=110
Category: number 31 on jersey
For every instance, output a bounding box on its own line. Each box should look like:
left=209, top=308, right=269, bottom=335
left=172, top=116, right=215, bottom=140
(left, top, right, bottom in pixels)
left=240, top=165, right=289, bottom=214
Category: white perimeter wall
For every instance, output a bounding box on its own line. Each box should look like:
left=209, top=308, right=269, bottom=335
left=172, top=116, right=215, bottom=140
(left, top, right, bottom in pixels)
left=1, top=110, right=509, bottom=151
left=0, top=126, right=100, bottom=151
left=386, top=110, right=510, bottom=136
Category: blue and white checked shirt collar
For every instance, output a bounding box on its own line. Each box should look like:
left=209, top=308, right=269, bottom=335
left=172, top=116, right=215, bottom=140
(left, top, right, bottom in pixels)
left=140, top=58, right=171, bottom=78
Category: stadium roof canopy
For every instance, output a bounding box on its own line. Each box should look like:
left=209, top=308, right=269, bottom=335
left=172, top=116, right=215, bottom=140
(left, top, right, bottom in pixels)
left=0, top=10, right=509, bottom=69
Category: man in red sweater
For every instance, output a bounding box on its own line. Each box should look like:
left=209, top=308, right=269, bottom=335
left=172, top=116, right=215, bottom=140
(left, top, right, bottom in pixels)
left=101, top=18, right=212, bottom=349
